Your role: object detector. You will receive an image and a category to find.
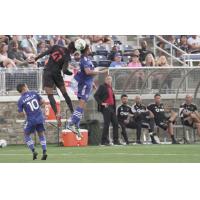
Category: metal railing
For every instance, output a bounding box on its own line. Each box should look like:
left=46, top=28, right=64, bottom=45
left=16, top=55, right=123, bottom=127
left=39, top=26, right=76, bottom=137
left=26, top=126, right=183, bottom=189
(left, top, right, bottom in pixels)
left=153, top=35, right=188, bottom=66
left=1, top=67, right=200, bottom=101
left=0, top=68, right=43, bottom=95
left=109, top=67, right=200, bottom=99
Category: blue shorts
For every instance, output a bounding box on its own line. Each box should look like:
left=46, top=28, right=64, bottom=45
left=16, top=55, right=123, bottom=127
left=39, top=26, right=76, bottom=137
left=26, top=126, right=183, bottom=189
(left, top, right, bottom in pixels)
left=24, top=120, right=45, bottom=134
left=77, top=82, right=92, bottom=102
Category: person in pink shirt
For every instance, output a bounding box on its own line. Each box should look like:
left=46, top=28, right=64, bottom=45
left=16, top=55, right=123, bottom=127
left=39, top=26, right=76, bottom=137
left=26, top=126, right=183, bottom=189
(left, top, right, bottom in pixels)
left=128, top=54, right=142, bottom=68
left=127, top=53, right=144, bottom=89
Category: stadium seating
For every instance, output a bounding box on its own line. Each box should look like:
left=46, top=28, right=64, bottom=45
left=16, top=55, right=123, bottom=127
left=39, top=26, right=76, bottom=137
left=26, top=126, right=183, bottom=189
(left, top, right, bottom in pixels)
left=92, top=55, right=111, bottom=67
left=91, top=44, right=110, bottom=56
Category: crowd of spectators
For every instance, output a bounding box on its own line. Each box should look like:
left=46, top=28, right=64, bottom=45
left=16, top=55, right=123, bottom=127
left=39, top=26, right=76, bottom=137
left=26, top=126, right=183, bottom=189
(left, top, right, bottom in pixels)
left=157, top=35, right=200, bottom=57
left=1, top=35, right=200, bottom=70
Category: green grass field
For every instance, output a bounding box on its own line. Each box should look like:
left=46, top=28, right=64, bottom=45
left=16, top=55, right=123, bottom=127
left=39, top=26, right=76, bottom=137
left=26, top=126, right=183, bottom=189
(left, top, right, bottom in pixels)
left=1, top=144, right=200, bottom=163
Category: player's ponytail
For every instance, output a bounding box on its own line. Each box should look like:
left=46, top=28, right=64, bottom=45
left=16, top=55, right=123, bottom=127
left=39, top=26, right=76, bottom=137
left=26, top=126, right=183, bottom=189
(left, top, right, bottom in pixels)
left=68, top=41, right=76, bottom=54
left=80, top=44, right=89, bottom=55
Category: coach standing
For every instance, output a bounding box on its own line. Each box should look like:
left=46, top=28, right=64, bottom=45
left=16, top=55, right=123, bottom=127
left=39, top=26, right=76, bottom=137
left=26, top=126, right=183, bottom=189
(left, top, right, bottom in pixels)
left=94, top=75, right=121, bottom=145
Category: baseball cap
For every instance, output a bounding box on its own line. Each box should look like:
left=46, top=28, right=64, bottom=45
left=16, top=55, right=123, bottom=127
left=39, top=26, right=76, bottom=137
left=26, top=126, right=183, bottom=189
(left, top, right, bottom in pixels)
left=114, top=52, right=121, bottom=57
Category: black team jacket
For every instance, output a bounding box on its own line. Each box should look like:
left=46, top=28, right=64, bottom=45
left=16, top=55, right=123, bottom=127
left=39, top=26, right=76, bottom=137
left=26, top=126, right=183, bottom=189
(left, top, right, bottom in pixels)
left=94, top=83, right=116, bottom=112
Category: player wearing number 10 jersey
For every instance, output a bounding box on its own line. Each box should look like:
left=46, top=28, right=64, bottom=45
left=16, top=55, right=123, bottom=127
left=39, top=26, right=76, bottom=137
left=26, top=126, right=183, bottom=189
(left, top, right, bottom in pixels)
left=17, top=83, right=47, bottom=160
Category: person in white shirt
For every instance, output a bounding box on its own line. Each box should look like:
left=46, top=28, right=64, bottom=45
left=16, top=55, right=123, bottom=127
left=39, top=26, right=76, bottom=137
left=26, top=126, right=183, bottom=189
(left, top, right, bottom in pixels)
left=187, top=35, right=200, bottom=53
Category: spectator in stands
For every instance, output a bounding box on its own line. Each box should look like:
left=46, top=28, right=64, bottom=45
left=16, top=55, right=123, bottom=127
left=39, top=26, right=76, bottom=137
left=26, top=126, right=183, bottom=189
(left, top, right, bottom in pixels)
left=178, top=35, right=189, bottom=52
left=151, top=55, right=171, bottom=91
left=187, top=35, right=200, bottom=53
left=157, top=55, right=169, bottom=66
left=8, top=41, right=28, bottom=66
left=37, top=41, right=48, bottom=54
left=176, top=35, right=189, bottom=57
left=53, top=35, right=66, bottom=46
left=147, top=93, right=179, bottom=144
left=0, top=35, right=9, bottom=44
left=143, top=53, right=156, bottom=66
left=36, top=41, right=49, bottom=67
left=128, top=54, right=142, bottom=67
left=20, top=35, right=38, bottom=55
left=89, top=35, right=113, bottom=45
left=109, top=53, right=126, bottom=67
left=0, top=42, right=16, bottom=68
left=108, top=45, right=121, bottom=61
left=117, top=94, right=141, bottom=144
left=139, top=40, right=154, bottom=63
left=128, top=52, right=144, bottom=88
left=179, top=94, right=200, bottom=137
left=9, top=35, right=22, bottom=48
left=94, top=76, right=121, bottom=145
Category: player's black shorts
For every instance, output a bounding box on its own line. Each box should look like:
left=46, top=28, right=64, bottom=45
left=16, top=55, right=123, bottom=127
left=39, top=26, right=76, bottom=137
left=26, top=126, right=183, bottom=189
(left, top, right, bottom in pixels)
left=43, top=69, right=64, bottom=88
left=156, top=120, right=175, bottom=130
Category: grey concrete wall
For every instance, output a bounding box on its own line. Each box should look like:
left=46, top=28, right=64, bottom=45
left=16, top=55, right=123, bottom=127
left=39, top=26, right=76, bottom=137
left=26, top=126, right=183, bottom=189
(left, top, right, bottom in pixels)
left=0, top=97, right=199, bottom=144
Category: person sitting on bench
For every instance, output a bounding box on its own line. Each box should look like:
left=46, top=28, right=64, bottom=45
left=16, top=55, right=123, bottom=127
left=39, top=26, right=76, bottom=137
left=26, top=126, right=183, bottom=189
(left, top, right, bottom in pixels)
left=179, top=94, right=200, bottom=137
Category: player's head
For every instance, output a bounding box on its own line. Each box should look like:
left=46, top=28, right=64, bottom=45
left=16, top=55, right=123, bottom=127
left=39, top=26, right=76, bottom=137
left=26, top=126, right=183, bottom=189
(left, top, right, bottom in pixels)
left=185, top=94, right=193, bottom=104
left=105, top=75, right=112, bottom=86
left=121, top=94, right=128, bottom=104
left=80, top=44, right=91, bottom=56
left=16, top=83, right=28, bottom=94
left=154, top=93, right=161, bottom=104
left=67, top=41, right=77, bottom=54
left=135, top=95, right=141, bottom=104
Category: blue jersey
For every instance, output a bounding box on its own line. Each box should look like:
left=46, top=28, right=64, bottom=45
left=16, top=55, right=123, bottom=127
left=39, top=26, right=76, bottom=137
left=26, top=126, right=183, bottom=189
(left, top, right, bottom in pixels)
left=17, top=91, right=44, bottom=124
left=74, top=56, right=95, bottom=85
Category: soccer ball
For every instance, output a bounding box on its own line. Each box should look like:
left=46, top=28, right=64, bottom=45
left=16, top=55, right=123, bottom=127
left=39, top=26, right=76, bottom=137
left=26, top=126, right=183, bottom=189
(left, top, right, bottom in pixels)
left=75, top=39, right=86, bottom=51
left=0, top=139, right=7, bottom=148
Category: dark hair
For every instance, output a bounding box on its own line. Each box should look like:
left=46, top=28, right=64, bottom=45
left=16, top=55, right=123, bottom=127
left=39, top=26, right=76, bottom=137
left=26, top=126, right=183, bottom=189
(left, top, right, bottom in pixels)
left=154, top=93, right=161, bottom=98
left=16, top=83, right=26, bottom=93
left=68, top=41, right=76, bottom=54
left=121, top=94, right=128, bottom=99
left=80, top=44, right=89, bottom=54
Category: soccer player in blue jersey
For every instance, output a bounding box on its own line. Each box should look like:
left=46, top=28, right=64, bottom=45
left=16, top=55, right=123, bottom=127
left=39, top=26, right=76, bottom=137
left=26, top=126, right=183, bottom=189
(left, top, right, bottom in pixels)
left=66, top=43, right=107, bottom=137
left=17, top=83, right=47, bottom=160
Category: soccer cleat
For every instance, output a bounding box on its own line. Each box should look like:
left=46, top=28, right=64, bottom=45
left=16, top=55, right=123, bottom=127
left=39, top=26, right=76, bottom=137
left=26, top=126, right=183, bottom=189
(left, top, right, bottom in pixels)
left=66, top=123, right=83, bottom=138
left=33, top=152, right=38, bottom=160
left=150, top=135, right=159, bottom=144
left=113, top=141, right=122, bottom=145
left=56, top=114, right=62, bottom=127
left=41, top=154, right=48, bottom=160
left=136, top=140, right=143, bottom=144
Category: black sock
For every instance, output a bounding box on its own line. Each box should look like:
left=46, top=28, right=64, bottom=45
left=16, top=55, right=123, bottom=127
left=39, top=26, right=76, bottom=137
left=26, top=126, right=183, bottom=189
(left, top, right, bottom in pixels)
left=63, top=93, right=74, bottom=113
left=43, top=150, right=47, bottom=155
left=171, top=135, right=175, bottom=141
left=48, top=94, right=57, bottom=115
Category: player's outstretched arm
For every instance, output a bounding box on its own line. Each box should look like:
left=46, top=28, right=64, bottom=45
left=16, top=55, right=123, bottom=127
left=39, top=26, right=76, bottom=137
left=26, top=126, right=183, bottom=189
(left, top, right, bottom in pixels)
left=35, top=46, right=53, bottom=61
left=84, top=67, right=108, bottom=76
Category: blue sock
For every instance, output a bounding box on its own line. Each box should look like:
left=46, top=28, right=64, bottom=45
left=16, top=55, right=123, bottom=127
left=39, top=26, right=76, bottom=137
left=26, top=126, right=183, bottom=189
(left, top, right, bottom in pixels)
left=39, top=135, right=47, bottom=153
left=24, top=134, right=35, bottom=153
left=70, top=106, right=83, bottom=126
